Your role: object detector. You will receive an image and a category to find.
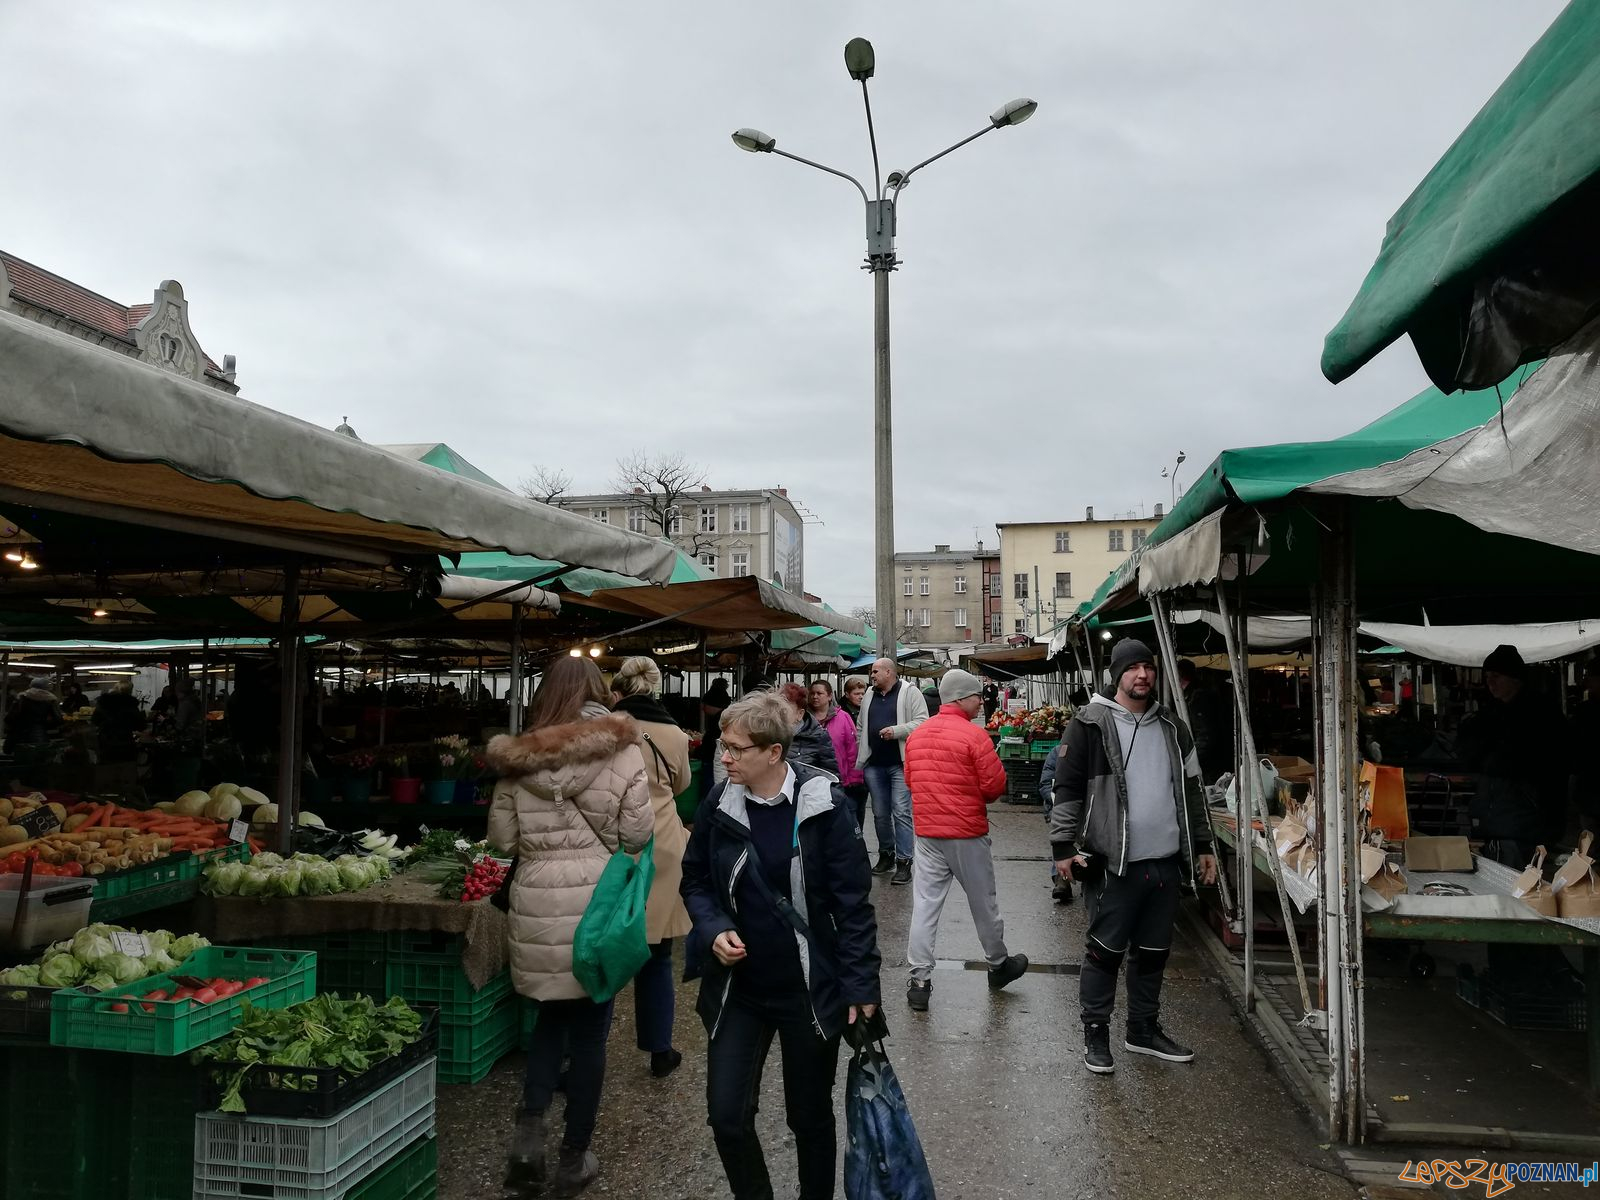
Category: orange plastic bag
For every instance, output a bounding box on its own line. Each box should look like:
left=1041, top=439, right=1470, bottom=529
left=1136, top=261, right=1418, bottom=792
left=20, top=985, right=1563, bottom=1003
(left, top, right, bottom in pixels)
left=1359, top=761, right=1409, bottom=841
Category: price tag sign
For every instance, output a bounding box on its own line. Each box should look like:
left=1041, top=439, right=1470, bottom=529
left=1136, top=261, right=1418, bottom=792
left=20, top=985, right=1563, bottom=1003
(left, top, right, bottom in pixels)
left=111, top=931, right=150, bottom=958
left=15, top=807, right=59, bottom=839
left=418, top=825, right=431, bottom=838
left=228, top=819, right=250, bottom=844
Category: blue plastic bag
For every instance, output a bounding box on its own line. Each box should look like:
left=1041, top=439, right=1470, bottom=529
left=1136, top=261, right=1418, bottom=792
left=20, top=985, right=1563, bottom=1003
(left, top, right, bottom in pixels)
left=844, top=1039, right=936, bottom=1200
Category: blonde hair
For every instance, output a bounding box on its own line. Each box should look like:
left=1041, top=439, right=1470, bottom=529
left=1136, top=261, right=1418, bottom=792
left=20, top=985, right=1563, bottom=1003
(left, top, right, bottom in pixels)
left=843, top=675, right=868, bottom=695
left=612, top=655, right=663, bottom=698
left=719, top=690, right=794, bottom=752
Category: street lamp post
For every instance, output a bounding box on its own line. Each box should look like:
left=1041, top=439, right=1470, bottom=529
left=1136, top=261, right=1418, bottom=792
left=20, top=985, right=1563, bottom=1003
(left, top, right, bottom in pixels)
left=733, top=39, right=1035, bottom=654
left=1160, top=451, right=1188, bottom=512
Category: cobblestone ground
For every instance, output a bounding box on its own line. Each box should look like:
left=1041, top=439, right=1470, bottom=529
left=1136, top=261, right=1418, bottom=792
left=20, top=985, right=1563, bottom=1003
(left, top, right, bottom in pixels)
left=437, top=804, right=1358, bottom=1200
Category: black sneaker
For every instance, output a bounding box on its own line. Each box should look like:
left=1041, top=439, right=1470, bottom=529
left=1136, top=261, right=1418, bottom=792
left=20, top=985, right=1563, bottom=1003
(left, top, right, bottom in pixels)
left=871, top=851, right=896, bottom=875
left=906, top=979, right=931, bottom=1012
left=1051, top=877, right=1074, bottom=904
left=1124, top=1023, right=1195, bottom=1063
left=890, top=859, right=912, bottom=885
left=1084, top=1023, right=1115, bottom=1074
left=987, top=953, right=1028, bottom=990
left=649, top=1049, right=682, bottom=1078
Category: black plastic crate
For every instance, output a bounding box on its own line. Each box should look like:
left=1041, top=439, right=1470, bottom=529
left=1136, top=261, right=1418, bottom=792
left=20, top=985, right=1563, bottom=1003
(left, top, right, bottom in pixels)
left=0, top=985, right=55, bottom=1044
left=197, top=1006, right=438, bottom=1118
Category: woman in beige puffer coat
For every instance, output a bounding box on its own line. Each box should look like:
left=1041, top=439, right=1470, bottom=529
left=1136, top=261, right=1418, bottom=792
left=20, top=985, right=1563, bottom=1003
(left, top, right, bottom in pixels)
left=487, top=656, right=653, bottom=1196
left=608, top=655, right=693, bottom=1079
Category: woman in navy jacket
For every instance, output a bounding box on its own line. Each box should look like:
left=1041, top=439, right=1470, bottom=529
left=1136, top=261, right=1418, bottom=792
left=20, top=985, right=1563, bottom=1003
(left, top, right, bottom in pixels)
left=681, top=690, right=881, bottom=1200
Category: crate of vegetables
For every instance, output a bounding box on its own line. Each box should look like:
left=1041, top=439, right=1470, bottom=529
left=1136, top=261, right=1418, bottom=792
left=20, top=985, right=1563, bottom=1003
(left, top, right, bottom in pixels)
left=51, top=944, right=315, bottom=1055
left=196, top=996, right=439, bottom=1118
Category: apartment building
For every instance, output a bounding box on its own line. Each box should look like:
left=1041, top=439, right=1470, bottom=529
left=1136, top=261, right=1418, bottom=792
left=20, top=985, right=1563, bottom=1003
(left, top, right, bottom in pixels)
left=563, top=486, right=807, bottom=594
left=995, top=507, right=1162, bottom=640
left=892, top=542, right=1002, bottom=652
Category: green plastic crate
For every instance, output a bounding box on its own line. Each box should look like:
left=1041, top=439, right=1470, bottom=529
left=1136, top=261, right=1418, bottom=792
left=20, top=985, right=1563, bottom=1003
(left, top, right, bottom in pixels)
left=90, top=875, right=200, bottom=924
left=262, top=931, right=389, bottom=997
left=998, top=739, right=1029, bottom=760
left=437, top=995, right=517, bottom=1084
left=93, top=853, right=189, bottom=900
left=51, top=945, right=316, bottom=1055
left=386, top=957, right=511, bottom=1023
left=347, top=1135, right=439, bottom=1200
left=125, top=1053, right=208, bottom=1200
left=387, top=930, right=466, bottom=960
left=1029, top=739, right=1061, bottom=760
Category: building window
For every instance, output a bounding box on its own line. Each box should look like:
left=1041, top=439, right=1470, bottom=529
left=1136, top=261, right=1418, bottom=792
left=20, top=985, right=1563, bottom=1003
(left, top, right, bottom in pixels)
left=732, top=504, right=751, bottom=533
left=954, top=575, right=966, bottom=594
left=626, top=507, right=648, bottom=533
left=990, top=575, right=1002, bottom=598
left=1013, top=573, right=1028, bottom=600
left=953, top=607, right=968, bottom=628
left=731, top=550, right=750, bottom=577
left=1108, top=528, right=1125, bottom=552
left=590, top=508, right=609, bottom=524
left=1132, top=528, right=1147, bottom=549
left=1015, top=618, right=1027, bottom=634
left=1055, top=531, right=1071, bottom=553
left=667, top=506, right=682, bottom=535
left=991, top=612, right=1004, bottom=637
left=919, top=576, right=930, bottom=596
left=1054, top=572, right=1072, bottom=599
left=902, top=576, right=913, bottom=596
left=903, top=608, right=915, bottom=629
left=699, top=505, right=718, bottom=534
left=919, top=608, right=931, bottom=628
left=699, top=551, right=718, bottom=573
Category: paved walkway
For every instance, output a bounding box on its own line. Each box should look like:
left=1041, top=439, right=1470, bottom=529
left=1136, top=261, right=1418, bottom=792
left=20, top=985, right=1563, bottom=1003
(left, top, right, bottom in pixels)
left=439, top=804, right=1357, bottom=1199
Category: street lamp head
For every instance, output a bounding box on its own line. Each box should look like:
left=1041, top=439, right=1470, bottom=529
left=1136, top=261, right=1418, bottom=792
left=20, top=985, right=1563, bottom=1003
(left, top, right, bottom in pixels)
left=990, top=97, right=1038, bottom=128
left=731, top=128, right=776, bottom=153
left=1177, top=451, right=1187, bottom=466
left=886, top=169, right=906, bottom=189
left=844, top=37, right=875, bottom=81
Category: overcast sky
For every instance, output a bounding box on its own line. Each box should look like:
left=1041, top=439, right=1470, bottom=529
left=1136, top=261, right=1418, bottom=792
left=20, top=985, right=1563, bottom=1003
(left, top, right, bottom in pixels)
left=1, top=1, right=1565, bottom=610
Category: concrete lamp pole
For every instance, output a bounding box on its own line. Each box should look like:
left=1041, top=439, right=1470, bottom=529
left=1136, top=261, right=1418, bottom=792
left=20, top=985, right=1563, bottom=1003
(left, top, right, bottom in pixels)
left=733, top=39, right=1035, bottom=654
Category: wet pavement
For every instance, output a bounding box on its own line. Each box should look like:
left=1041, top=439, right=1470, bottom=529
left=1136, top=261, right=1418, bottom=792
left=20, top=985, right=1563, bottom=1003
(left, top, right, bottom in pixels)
left=437, top=804, right=1357, bottom=1199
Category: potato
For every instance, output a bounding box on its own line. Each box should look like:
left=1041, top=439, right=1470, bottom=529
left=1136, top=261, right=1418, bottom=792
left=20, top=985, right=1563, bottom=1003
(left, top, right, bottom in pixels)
left=45, top=802, right=66, bottom=825
left=0, top=826, right=27, bottom=847
left=63, top=814, right=90, bottom=833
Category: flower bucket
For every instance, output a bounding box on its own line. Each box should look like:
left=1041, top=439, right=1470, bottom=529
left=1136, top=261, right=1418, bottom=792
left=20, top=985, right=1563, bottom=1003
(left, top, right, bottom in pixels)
left=424, top=779, right=456, bottom=805
left=342, top=776, right=373, bottom=804
left=390, top=776, right=421, bottom=805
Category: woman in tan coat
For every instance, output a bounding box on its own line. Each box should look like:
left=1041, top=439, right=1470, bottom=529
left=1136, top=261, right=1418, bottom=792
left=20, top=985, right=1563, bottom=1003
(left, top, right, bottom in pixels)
left=609, top=656, right=693, bottom=1078
left=487, top=656, right=653, bottom=1196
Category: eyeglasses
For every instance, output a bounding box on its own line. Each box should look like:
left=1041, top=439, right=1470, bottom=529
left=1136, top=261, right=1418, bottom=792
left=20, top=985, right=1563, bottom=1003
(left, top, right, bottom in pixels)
left=720, top=741, right=769, bottom=758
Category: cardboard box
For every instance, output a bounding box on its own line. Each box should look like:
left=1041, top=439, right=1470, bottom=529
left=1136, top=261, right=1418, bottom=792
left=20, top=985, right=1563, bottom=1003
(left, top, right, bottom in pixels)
left=1403, top=836, right=1473, bottom=872
left=1264, top=755, right=1315, bottom=783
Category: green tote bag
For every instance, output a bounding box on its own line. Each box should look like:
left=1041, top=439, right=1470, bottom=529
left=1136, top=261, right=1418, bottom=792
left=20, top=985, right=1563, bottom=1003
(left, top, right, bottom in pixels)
left=572, top=836, right=656, bottom=1002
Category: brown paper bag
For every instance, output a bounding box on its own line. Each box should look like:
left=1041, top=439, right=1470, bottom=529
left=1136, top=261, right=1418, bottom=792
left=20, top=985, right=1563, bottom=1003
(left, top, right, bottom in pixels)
left=1360, top=842, right=1408, bottom=902
left=1511, top=845, right=1558, bottom=916
left=1403, top=836, right=1473, bottom=872
left=1556, top=832, right=1600, bottom=918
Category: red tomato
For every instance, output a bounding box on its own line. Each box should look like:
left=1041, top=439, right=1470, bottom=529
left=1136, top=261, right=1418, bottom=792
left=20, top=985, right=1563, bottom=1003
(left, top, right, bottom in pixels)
left=58, top=861, right=84, bottom=877
left=3, top=854, right=24, bottom=872
left=171, top=986, right=196, bottom=1001
left=243, top=977, right=269, bottom=988
left=109, top=1002, right=129, bottom=1014
left=192, top=987, right=219, bottom=1005
left=30, top=863, right=56, bottom=876
left=212, top=981, right=241, bottom=999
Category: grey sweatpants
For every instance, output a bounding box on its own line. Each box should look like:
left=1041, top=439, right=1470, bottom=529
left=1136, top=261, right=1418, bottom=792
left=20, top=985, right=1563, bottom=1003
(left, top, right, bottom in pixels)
left=907, top=834, right=1010, bottom=981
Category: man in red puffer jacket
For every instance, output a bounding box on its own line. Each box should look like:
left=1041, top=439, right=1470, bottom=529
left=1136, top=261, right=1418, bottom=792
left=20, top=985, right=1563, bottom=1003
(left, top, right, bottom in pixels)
left=901, top=669, right=1029, bottom=1013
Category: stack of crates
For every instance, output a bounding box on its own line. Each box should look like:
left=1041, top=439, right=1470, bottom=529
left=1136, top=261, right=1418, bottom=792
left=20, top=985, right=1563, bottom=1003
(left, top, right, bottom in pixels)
left=386, top=931, right=518, bottom=1083
left=258, top=930, right=390, bottom=998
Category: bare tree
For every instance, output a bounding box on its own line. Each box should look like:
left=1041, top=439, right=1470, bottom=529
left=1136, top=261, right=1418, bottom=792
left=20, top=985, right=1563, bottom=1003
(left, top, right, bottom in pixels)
left=849, top=605, right=876, bottom=632
left=611, top=451, right=715, bottom=554
left=518, top=465, right=573, bottom=507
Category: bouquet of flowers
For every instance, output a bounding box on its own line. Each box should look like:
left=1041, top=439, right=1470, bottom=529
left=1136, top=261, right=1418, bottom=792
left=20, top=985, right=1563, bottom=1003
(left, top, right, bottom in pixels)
left=429, top=735, right=473, bottom=781
left=386, top=752, right=414, bottom=781
left=340, top=750, right=377, bottom=783
left=1023, top=706, right=1071, bottom=738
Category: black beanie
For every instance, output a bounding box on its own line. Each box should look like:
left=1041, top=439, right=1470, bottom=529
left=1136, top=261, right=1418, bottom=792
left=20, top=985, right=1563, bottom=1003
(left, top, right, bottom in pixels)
left=1108, top=638, right=1156, bottom=683
left=1483, top=643, right=1525, bottom=679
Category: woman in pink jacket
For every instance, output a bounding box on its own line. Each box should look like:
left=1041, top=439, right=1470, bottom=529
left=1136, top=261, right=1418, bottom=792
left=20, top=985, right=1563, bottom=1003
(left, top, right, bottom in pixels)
left=809, top=680, right=866, bottom=828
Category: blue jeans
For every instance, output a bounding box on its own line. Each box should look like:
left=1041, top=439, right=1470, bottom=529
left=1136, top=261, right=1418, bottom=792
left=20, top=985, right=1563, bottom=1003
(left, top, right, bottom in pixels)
left=863, top=763, right=914, bottom=861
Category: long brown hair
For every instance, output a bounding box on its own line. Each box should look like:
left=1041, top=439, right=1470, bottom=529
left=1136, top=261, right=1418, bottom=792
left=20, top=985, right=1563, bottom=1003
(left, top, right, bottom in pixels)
left=525, top=656, right=610, bottom=729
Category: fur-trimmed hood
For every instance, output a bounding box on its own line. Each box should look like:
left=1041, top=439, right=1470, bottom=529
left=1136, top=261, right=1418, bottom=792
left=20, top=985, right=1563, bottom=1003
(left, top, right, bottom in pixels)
left=487, top=710, right=641, bottom=801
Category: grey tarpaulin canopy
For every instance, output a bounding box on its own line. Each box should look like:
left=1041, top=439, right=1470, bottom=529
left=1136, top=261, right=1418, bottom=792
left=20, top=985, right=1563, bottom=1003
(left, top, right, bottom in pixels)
left=567, top=576, right=868, bottom=638
left=0, top=311, right=679, bottom=580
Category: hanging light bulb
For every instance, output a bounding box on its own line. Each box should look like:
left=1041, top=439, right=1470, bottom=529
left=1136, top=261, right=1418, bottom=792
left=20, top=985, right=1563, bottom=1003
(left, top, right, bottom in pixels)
left=18, top=554, right=39, bottom=571
left=92, top=602, right=109, bottom=618
left=589, top=646, right=602, bottom=658
left=569, top=648, right=582, bottom=658
left=3, top=550, right=22, bottom=563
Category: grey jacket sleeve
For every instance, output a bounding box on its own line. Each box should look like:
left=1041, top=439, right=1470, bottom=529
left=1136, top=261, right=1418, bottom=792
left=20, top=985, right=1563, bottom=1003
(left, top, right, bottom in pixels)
left=892, top=684, right=929, bottom=739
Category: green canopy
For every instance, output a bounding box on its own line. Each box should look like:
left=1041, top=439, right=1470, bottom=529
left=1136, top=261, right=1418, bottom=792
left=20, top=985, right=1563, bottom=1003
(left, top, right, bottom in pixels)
left=447, top=546, right=710, bottom=597
left=1322, top=2, right=1600, bottom=385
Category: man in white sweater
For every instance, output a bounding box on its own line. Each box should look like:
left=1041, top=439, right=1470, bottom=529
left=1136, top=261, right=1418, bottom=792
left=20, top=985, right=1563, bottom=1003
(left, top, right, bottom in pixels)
left=855, top=658, right=929, bottom=885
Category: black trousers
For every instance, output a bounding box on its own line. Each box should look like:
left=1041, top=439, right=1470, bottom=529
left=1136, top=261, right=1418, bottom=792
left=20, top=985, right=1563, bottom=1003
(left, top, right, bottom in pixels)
left=523, top=996, right=615, bottom=1150
left=1080, top=856, right=1182, bottom=1029
left=707, top=988, right=842, bottom=1200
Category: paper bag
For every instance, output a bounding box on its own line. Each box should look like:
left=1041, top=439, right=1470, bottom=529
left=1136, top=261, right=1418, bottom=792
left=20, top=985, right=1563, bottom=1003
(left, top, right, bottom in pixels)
left=1556, top=832, right=1600, bottom=918
left=1510, top=845, right=1558, bottom=916
left=1360, top=842, right=1408, bottom=902
left=1403, top=836, right=1473, bottom=873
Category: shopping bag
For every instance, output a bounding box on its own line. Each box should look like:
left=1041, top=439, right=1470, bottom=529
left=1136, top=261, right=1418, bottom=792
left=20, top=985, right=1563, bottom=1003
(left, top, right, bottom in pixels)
left=1359, top=761, right=1409, bottom=840
left=1360, top=837, right=1407, bottom=904
left=1510, top=845, right=1558, bottom=917
left=844, top=1036, right=936, bottom=1200
left=1555, top=832, right=1600, bottom=918
left=572, top=837, right=655, bottom=1002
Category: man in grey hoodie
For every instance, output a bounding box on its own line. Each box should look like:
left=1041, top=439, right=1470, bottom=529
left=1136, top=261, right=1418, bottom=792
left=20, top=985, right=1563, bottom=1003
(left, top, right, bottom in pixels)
left=1050, top=638, right=1217, bottom=1075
